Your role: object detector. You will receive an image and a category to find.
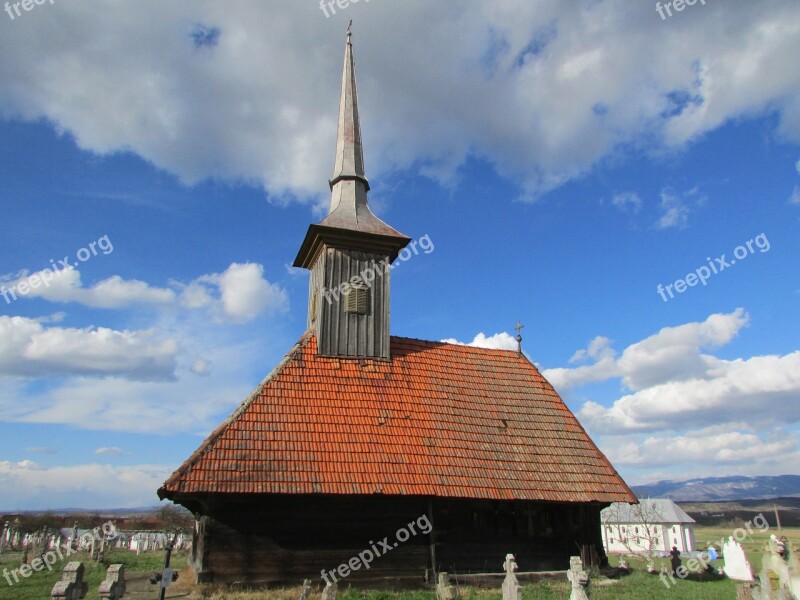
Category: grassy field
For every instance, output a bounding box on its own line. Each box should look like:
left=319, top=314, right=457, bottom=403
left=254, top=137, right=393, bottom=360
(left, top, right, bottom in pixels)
left=3, top=524, right=793, bottom=599
left=193, top=571, right=736, bottom=600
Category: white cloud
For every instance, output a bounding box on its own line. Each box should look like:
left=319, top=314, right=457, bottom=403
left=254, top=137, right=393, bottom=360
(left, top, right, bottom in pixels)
left=0, top=374, right=250, bottom=434
left=441, top=331, right=518, bottom=350
left=569, top=336, right=615, bottom=364
left=1, top=268, right=175, bottom=308
left=580, top=350, right=800, bottom=433
left=0, top=1, right=797, bottom=200
left=193, top=263, right=289, bottom=323
left=540, top=309, right=800, bottom=436
left=541, top=310, right=800, bottom=479
left=611, top=192, right=642, bottom=214
left=547, top=309, right=749, bottom=392
left=94, top=447, right=124, bottom=457
left=0, top=460, right=170, bottom=510
left=655, top=187, right=705, bottom=229
left=602, top=425, right=797, bottom=467
left=789, top=185, right=800, bottom=205
left=190, top=359, right=211, bottom=376
left=0, top=316, right=179, bottom=381
left=3, top=263, right=288, bottom=324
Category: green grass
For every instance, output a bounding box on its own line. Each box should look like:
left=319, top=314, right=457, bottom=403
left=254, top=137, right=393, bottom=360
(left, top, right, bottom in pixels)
left=196, top=572, right=736, bottom=599
left=0, top=548, right=187, bottom=600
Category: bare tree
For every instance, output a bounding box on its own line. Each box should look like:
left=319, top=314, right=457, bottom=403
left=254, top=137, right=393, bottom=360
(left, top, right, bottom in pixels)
left=155, top=504, right=193, bottom=537
left=604, top=500, right=668, bottom=563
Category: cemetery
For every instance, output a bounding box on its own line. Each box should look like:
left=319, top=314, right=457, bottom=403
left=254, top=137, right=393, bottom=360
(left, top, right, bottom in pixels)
left=4, top=511, right=798, bottom=598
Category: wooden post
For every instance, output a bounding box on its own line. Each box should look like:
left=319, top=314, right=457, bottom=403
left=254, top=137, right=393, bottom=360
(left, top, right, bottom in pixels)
left=428, top=499, right=437, bottom=581
left=774, top=504, right=782, bottom=531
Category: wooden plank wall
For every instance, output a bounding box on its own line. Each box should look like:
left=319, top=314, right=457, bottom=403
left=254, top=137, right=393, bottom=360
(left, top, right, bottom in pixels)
left=316, top=247, right=391, bottom=359
left=189, top=495, right=607, bottom=585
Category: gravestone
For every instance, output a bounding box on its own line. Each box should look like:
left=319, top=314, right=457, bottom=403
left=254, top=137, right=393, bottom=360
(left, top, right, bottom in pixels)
left=300, top=578, right=312, bottom=600
left=0, top=521, right=8, bottom=553
left=98, top=564, right=126, bottom=600
left=502, top=554, right=522, bottom=600
left=756, top=537, right=800, bottom=599
left=567, top=556, right=589, bottom=600
left=321, top=581, right=337, bottom=600
left=436, top=572, right=458, bottom=600
left=51, top=561, right=88, bottom=600
left=723, top=536, right=755, bottom=582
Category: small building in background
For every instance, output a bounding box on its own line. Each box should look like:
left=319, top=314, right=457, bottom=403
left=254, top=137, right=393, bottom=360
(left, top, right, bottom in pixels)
left=601, top=499, right=696, bottom=555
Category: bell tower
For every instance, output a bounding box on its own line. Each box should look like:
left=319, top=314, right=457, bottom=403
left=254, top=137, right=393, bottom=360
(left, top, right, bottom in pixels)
left=293, top=26, right=410, bottom=359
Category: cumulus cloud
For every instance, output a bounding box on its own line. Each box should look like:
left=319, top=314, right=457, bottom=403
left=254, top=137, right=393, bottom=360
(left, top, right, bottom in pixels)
left=602, top=425, right=797, bottom=467
left=2, top=263, right=288, bottom=324
left=0, top=316, right=179, bottom=381
left=545, top=308, right=749, bottom=392
left=1, top=268, right=175, bottom=308
left=190, top=263, right=289, bottom=323
left=441, top=331, right=519, bottom=350
left=0, top=460, right=171, bottom=510
left=0, top=1, right=797, bottom=200
left=542, top=308, right=800, bottom=436
left=541, top=310, right=800, bottom=479
left=579, top=350, right=800, bottom=433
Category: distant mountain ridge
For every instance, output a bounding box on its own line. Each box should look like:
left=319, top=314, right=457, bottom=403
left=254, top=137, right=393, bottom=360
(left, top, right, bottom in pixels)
left=631, top=475, right=800, bottom=501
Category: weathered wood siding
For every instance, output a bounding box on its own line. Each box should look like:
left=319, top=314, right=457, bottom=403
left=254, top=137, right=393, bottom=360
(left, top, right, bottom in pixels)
left=311, top=246, right=391, bottom=359
left=187, top=494, right=607, bottom=585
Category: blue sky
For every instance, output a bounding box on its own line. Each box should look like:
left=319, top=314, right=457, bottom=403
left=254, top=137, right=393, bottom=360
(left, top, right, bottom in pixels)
left=0, top=0, right=799, bottom=510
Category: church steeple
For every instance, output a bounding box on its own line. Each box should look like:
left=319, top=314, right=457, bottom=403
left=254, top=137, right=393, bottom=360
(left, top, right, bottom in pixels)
left=294, top=26, right=410, bottom=359
left=329, top=24, right=369, bottom=204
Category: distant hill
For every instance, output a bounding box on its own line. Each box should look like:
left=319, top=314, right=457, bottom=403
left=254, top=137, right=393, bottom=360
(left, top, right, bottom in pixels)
left=631, top=475, right=800, bottom=501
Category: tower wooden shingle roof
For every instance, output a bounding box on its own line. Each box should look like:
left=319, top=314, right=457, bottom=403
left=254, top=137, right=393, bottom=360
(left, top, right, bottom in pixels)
left=158, top=332, right=636, bottom=504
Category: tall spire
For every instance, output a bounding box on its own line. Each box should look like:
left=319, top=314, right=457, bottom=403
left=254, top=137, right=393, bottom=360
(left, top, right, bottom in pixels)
left=329, top=21, right=369, bottom=200
left=316, top=24, right=402, bottom=237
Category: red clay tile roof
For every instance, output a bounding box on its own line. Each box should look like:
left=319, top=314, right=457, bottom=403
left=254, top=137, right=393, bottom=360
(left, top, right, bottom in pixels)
left=158, top=333, right=635, bottom=504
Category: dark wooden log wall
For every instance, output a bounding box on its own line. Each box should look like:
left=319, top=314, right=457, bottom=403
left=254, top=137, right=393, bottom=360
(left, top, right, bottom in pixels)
left=180, top=494, right=607, bottom=585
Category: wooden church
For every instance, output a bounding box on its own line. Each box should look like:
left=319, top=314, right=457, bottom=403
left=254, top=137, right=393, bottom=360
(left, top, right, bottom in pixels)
left=158, top=28, right=636, bottom=585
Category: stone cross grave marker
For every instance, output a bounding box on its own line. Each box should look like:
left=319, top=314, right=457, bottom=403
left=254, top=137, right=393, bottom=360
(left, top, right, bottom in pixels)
left=51, top=561, right=88, bottom=600
left=567, top=556, right=589, bottom=600
left=502, top=554, right=522, bottom=600
left=98, top=564, right=126, bottom=600
left=321, top=581, right=337, bottom=600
